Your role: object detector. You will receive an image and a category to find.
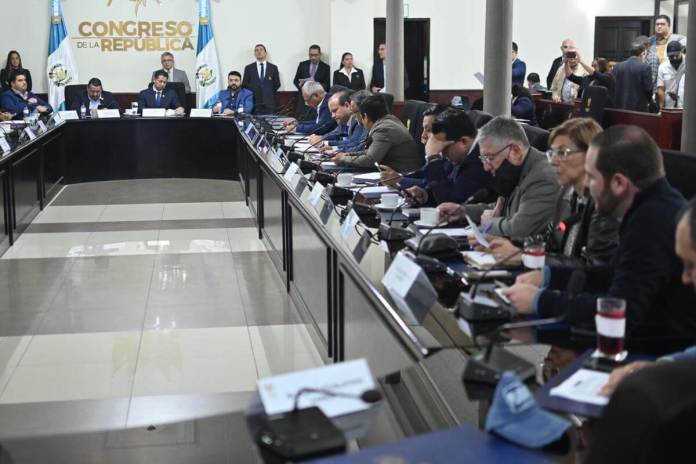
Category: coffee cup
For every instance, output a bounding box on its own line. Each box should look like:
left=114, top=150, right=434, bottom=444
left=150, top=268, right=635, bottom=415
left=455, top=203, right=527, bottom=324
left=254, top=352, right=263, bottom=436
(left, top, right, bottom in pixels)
left=336, top=173, right=354, bottom=187
left=381, top=193, right=400, bottom=208
left=420, top=207, right=440, bottom=226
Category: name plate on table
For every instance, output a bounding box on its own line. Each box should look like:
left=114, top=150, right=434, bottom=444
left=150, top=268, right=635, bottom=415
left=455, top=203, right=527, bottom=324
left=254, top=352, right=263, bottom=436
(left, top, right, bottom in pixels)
left=353, top=231, right=372, bottom=263
left=294, top=176, right=308, bottom=196
left=51, top=112, right=65, bottom=125
left=142, top=108, right=166, bottom=118
left=319, top=196, right=334, bottom=224
left=190, top=108, right=212, bottom=118
left=58, top=110, right=79, bottom=121
left=382, top=252, right=438, bottom=324
left=36, top=120, right=48, bottom=133
left=283, top=162, right=300, bottom=183
left=340, top=209, right=361, bottom=241
left=97, top=109, right=120, bottom=119
left=258, top=359, right=376, bottom=417
left=0, top=137, right=11, bottom=155
left=23, top=127, right=36, bottom=141
left=307, top=183, right=325, bottom=209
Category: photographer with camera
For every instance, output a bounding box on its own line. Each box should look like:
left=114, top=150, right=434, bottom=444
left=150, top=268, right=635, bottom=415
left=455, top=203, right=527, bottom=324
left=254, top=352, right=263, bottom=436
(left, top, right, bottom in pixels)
left=550, top=47, right=589, bottom=103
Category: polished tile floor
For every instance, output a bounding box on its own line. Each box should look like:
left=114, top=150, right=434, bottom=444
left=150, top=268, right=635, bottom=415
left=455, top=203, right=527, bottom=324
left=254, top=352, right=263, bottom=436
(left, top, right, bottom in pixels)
left=0, top=179, right=322, bottom=440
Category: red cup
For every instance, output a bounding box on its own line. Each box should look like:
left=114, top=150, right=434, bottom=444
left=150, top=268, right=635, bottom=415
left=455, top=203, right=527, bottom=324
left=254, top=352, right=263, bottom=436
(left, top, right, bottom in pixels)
left=595, top=297, right=626, bottom=359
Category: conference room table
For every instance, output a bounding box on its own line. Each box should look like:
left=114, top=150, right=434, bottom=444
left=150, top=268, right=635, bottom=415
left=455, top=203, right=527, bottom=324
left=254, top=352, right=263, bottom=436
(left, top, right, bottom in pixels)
left=0, top=114, right=595, bottom=462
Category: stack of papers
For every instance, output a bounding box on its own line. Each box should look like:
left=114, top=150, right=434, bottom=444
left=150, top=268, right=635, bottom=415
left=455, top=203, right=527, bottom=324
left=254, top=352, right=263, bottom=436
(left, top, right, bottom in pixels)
left=354, top=172, right=382, bottom=183
left=550, top=369, right=610, bottom=406
left=351, top=185, right=394, bottom=198
left=462, top=251, right=497, bottom=269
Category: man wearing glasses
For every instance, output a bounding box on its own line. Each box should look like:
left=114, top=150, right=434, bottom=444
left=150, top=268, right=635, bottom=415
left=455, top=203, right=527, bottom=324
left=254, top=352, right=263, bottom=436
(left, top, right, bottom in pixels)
left=283, top=80, right=336, bottom=135
left=438, top=117, right=559, bottom=241
left=152, top=52, right=190, bottom=94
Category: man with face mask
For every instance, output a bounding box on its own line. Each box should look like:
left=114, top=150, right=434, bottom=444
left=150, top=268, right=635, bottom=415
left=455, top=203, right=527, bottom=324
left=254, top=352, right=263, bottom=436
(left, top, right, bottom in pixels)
left=205, top=71, right=254, bottom=115
left=504, top=125, right=696, bottom=348
left=403, top=108, right=492, bottom=206
left=438, top=117, right=559, bottom=240
left=657, top=41, right=686, bottom=110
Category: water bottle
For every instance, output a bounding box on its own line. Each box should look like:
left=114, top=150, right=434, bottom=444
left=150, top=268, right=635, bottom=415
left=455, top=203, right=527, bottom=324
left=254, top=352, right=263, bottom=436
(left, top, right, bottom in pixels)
left=22, top=107, right=29, bottom=123
left=80, top=104, right=87, bottom=119
left=237, top=105, right=244, bottom=114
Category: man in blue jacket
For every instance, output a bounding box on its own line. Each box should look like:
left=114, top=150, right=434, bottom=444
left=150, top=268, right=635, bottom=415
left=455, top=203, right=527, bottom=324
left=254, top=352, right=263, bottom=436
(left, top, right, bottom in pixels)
left=1, top=70, right=52, bottom=119
left=285, top=80, right=336, bottom=135
left=512, top=42, right=527, bottom=87
left=138, top=70, right=184, bottom=114
left=205, top=71, right=254, bottom=115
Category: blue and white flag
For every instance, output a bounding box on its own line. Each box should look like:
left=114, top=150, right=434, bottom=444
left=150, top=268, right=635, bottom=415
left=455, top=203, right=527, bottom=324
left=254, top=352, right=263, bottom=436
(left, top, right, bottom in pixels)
left=47, top=0, right=79, bottom=111
left=195, top=0, right=221, bottom=108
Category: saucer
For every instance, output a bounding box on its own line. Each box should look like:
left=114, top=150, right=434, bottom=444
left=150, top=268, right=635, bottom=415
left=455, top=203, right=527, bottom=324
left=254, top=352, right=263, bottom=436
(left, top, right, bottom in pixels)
left=413, top=220, right=440, bottom=228
left=374, top=203, right=400, bottom=211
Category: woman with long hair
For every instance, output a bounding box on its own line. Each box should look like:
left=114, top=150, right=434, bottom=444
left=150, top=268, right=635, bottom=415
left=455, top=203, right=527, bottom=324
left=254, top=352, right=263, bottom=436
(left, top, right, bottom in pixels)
left=1, top=51, right=32, bottom=92
left=332, top=52, right=365, bottom=91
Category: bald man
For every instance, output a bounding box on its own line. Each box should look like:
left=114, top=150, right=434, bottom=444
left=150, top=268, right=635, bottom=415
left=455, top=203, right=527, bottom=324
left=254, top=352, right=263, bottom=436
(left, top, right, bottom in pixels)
left=547, top=38, right=575, bottom=89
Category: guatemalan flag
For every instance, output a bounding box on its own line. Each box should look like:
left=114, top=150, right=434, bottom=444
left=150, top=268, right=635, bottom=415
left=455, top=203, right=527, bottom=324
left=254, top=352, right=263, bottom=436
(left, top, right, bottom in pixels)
left=47, top=0, right=79, bottom=111
left=195, top=0, right=221, bottom=108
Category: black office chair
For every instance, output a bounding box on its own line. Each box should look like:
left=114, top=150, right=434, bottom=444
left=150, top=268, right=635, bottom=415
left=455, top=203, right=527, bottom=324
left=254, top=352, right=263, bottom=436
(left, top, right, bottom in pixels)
left=329, top=84, right=350, bottom=95
left=663, top=149, right=696, bottom=199
left=522, top=124, right=550, bottom=152
left=401, top=100, right=428, bottom=138
left=381, top=93, right=395, bottom=113
left=580, top=85, right=610, bottom=126
left=467, top=109, right=493, bottom=129
left=64, top=84, right=82, bottom=111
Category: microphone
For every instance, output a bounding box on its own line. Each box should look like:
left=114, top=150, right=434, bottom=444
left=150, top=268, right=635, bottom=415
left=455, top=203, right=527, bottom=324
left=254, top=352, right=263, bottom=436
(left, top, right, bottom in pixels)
left=463, top=187, right=492, bottom=205
left=469, top=249, right=524, bottom=301
left=338, top=173, right=404, bottom=225
left=288, top=119, right=337, bottom=150
left=291, top=387, right=382, bottom=413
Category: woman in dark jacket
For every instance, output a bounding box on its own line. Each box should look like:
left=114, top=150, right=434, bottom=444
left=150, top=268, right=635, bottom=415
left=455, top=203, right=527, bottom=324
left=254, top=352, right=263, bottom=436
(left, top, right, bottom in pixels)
left=511, top=84, right=537, bottom=126
left=332, top=52, right=366, bottom=91
left=483, top=117, right=619, bottom=267
left=566, top=56, right=615, bottom=107
left=1, top=51, right=32, bottom=92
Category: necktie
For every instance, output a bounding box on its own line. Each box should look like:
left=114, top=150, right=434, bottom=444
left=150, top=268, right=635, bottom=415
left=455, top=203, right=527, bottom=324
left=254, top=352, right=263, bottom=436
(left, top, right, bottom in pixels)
left=310, top=63, right=317, bottom=78
left=260, top=63, right=265, bottom=80
left=156, top=91, right=161, bottom=106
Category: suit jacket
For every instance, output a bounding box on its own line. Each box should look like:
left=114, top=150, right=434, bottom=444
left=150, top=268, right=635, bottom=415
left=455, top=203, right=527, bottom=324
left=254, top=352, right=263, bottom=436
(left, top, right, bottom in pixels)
left=333, top=117, right=367, bottom=152
left=332, top=67, right=366, bottom=91
left=546, top=56, right=563, bottom=90
left=242, top=62, right=281, bottom=114
left=152, top=68, right=190, bottom=93
left=369, top=61, right=410, bottom=91
left=0, top=68, right=32, bottom=93
left=612, top=56, right=653, bottom=112
left=1, top=89, right=52, bottom=118
left=512, top=58, right=526, bottom=86
left=69, top=90, right=120, bottom=112
left=424, top=145, right=493, bottom=206
left=295, top=95, right=337, bottom=135
left=293, top=60, right=331, bottom=92
left=336, top=115, right=422, bottom=173
left=137, top=88, right=182, bottom=111
left=511, top=95, right=537, bottom=125
left=205, top=87, right=254, bottom=114
left=466, top=147, right=560, bottom=240
left=538, top=178, right=696, bottom=343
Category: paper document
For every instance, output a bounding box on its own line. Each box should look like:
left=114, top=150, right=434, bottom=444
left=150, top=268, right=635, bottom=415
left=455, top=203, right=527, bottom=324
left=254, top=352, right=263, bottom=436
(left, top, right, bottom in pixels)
left=465, top=215, right=490, bottom=248
left=429, top=227, right=472, bottom=238
left=320, top=161, right=337, bottom=168
left=550, top=369, right=610, bottom=406
left=462, top=251, right=497, bottom=268
left=354, top=172, right=382, bottom=182
left=351, top=185, right=393, bottom=196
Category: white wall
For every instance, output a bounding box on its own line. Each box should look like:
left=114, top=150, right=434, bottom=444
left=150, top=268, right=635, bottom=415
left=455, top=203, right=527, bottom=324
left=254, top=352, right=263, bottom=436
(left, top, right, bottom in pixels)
left=0, top=0, right=656, bottom=93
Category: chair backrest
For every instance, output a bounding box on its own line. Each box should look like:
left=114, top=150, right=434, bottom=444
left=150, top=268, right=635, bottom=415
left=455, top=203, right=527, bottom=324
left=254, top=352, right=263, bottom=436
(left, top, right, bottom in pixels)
left=467, top=109, right=493, bottom=129
left=165, top=82, right=186, bottom=110
left=663, top=149, right=696, bottom=200
left=381, top=93, right=395, bottom=113
left=401, top=99, right=427, bottom=137
left=522, top=124, right=550, bottom=152
left=64, top=84, right=83, bottom=110
left=580, top=85, right=609, bottom=125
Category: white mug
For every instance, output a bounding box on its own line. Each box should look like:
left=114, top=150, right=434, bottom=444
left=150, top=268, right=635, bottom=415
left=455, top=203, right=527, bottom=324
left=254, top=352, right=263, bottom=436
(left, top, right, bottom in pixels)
left=381, top=193, right=400, bottom=208
left=420, top=208, right=440, bottom=226
left=336, top=173, right=354, bottom=187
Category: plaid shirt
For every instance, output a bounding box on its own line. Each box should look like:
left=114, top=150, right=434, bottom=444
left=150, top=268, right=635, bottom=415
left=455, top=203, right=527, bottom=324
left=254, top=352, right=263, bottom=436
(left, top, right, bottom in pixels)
left=646, top=48, right=660, bottom=91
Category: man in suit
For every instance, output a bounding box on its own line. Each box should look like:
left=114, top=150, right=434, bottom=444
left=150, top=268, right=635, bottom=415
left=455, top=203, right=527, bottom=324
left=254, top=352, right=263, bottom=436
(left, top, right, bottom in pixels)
left=152, top=52, right=190, bottom=93
left=438, top=117, right=559, bottom=240
left=242, top=44, right=281, bottom=115
left=369, top=42, right=409, bottom=94
left=511, top=42, right=526, bottom=87
left=293, top=45, right=330, bottom=120
left=0, top=70, right=51, bottom=119
left=138, top=70, right=184, bottom=114
left=284, top=80, right=336, bottom=135
left=309, top=89, right=352, bottom=147
left=613, top=42, right=653, bottom=112
left=331, top=94, right=421, bottom=173
left=69, top=78, right=119, bottom=112
left=205, top=71, right=254, bottom=115
left=546, top=39, right=574, bottom=90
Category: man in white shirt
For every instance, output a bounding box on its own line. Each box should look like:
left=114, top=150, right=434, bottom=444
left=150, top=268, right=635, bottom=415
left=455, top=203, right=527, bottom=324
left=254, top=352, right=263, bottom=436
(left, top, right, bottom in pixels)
left=657, top=41, right=686, bottom=110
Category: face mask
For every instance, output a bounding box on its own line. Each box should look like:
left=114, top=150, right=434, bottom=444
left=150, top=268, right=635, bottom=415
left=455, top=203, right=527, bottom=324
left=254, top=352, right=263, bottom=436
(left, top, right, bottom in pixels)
left=490, top=159, right=523, bottom=197
left=670, top=57, right=683, bottom=70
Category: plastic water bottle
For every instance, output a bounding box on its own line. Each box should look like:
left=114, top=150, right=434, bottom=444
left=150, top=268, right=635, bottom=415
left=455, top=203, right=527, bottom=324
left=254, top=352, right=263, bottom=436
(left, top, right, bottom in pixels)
left=80, top=104, right=86, bottom=119
left=237, top=105, right=244, bottom=114
left=22, top=107, right=29, bottom=122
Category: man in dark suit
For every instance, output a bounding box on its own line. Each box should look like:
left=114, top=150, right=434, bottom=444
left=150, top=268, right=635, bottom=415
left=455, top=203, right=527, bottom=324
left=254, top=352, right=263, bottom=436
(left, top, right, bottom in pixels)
left=613, top=42, right=654, bottom=112
left=293, top=44, right=331, bottom=120
left=0, top=70, right=51, bottom=119
left=511, top=42, right=526, bottom=87
left=546, top=39, right=575, bottom=89
left=369, top=42, right=409, bottom=94
left=242, top=44, right=281, bottom=115
left=69, top=78, right=119, bottom=112
left=138, top=70, right=184, bottom=114
left=284, top=80, right=336, bottom=135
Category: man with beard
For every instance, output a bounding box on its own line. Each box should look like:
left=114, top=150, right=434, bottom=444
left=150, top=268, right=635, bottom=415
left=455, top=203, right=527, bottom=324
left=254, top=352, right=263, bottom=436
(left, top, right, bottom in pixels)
left=656, top=41, right=686, bottom=110
left=438, top=117, right=559, bottom=240
left=504, top=125, right=696, bottom=347
left=206, top=71, right=254, bottom=115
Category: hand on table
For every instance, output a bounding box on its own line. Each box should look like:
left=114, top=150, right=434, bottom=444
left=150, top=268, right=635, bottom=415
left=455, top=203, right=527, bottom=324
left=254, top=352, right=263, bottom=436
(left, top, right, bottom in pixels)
left=308, top=134, right=323, bottom=146
left=515, top=270, right=543, bottom=287
left=480, top=197, right=504, bottom=226
left=405, top=186, right=428, bottom=205
left=488, top=237, right=522, bottom=263
left=437, top=202, right=465, bottom=223
left=175, top=107, right=185, bottom=115
left=599, top=361, right=654, bottom=397
left=378, top=165, right=402, bottom=186
left=331, top=152, right=346, bottom=163
left=502, top=283, right=539, bottom=314
left=222, top=108, right=235, bottom=116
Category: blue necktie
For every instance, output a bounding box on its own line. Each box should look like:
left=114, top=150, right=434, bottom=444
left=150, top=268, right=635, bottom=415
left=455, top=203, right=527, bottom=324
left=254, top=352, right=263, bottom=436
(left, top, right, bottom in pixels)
left=155, top=91, right=161, bottom=106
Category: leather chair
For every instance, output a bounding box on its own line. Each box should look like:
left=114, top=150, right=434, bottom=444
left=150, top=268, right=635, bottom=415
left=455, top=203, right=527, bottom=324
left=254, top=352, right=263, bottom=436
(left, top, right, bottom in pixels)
left=663, top=149, right=696, bottom=199
left=467, top=109, right=493, bottom=129
left=64, top=84, right=82, bottom=111
left=522, top=124, right=550, bottom=152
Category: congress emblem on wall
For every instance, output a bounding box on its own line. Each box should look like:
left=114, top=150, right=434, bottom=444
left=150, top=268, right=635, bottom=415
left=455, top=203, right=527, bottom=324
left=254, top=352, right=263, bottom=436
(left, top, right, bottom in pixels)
left=107, top=0, right=165, bottom=16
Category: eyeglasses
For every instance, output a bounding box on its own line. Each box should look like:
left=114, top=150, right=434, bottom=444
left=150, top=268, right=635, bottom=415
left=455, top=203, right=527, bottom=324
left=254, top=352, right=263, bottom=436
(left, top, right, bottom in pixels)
left=545, top=148, right=583, bottom=162
left=479, top=144, right=513, bottom=164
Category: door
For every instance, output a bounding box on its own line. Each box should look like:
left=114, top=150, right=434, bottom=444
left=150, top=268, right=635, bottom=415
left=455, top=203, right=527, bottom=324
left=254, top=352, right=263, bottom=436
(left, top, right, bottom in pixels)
left=373, top=18, right=430, bottom=101
left=594, top=17, right=652, bottom=62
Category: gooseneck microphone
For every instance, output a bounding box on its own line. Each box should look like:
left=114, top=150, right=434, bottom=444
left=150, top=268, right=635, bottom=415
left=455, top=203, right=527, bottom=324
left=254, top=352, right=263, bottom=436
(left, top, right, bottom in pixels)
left=288, top=119, right=337, bottom=150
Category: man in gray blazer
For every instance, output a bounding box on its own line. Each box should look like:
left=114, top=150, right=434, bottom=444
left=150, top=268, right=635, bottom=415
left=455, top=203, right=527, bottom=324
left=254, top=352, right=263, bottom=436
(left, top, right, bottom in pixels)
left=439, top=117, right=559, bottom=241
left=152, top=52, right=191, bottom=93
left=331, top=94, right=422, bottom=173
